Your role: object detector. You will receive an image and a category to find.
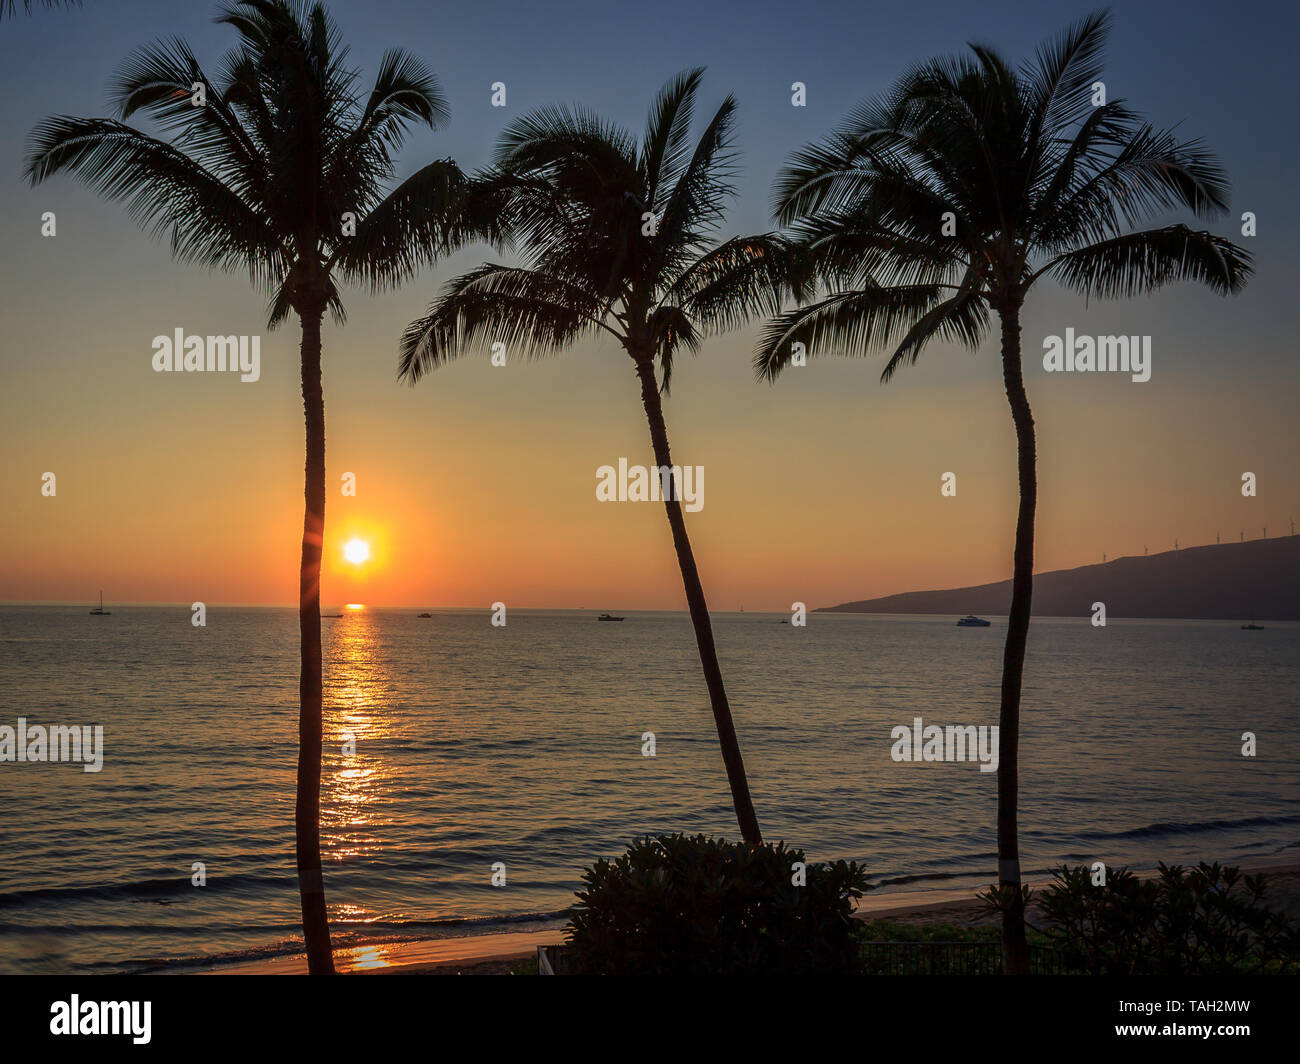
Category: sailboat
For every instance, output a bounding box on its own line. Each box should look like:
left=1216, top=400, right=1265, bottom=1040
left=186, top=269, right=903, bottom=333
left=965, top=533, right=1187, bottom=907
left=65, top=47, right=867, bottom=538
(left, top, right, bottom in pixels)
left=89, top=591, right=111, bottom=616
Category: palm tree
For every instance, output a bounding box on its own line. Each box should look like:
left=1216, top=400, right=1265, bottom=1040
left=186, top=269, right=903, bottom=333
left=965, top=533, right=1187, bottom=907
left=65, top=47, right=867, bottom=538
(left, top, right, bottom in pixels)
left=400, top=70, right=789, bottom=844
left=759, top=11, right=1251, bottom=971
left=26, top=0, right=485, bottom=973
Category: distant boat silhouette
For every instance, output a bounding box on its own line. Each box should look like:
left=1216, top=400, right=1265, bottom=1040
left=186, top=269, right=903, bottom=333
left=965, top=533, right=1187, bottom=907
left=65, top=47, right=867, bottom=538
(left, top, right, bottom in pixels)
left=1241, top=622, right=1264, bottom=630
left=956, top=614, right=991, bottom=627
left=597, top=612, right=624, bottom=622
left=417, top=612, right=432, bottom=618
left=89, top=591, right=111, bottom=616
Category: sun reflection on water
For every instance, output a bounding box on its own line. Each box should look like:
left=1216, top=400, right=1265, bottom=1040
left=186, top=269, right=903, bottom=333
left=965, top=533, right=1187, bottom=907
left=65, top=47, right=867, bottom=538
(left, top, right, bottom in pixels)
left=321, top=609, right=397, bottom=869
left=338, top=943, right=395, bottom=971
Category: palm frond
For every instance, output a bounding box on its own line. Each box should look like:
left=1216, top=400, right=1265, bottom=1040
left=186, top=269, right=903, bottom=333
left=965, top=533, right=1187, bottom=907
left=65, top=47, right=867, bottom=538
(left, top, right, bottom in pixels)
left=1045, top=224, right=1253, bottom=299
left=357, top=49, right=448, bottom=136
left=1039, top=124, right=1231, bottom=251
left=1023, top=9, right=1110, bottom=144
left=652, top=91, right=737, bottom=271
left=332, top=161, right=497, bottom=290
left=668, top=234, right=804, bottom=333
left=399, top=264, right=610, bottom=382
left=1, top=0, right=81, bottom=20
left=754, top=284, right=949, bottom=382
left=880, top=271, right=989, bottom=382
left=642, top=67, right=702, bottom=214
left=647, top=305, right=699, bottom=394
left=24, top=116, right=281, bottom=285
left=109, top=37, right=266, bottom=203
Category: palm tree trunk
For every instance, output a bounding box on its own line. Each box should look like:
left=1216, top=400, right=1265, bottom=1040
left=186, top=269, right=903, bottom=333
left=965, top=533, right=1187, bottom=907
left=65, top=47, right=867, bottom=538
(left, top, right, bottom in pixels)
left=996, top=302, right=1034, bottom=975
left=296, top=306, right=334, bottom=974
left=633, top=356, right=762, bottom=844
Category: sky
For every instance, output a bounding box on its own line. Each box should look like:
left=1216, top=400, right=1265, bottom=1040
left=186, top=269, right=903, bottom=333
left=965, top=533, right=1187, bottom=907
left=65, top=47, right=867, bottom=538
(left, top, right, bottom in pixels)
left=0, top=0, right=1296, bottom=609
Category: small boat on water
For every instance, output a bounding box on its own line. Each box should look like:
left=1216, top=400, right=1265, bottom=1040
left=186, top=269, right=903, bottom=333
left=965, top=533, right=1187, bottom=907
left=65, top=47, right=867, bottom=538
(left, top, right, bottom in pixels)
left=89, top=591, right=111, bottom=616
left=597, top=612, right=624, bottom=622
left=956, top=614, right=990, bottom=627
left=1241, top=623, right=1264, bottom=630
left=417, top=612, right=432, bottom=618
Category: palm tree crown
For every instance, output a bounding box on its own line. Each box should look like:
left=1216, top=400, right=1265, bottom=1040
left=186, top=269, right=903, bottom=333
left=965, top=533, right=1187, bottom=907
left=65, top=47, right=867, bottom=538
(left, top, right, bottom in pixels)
left=26, top=0, right=479, bottom=322
left=759, top=9, right=1251, bottom=378
left=400, top=67, right=786, bottom=387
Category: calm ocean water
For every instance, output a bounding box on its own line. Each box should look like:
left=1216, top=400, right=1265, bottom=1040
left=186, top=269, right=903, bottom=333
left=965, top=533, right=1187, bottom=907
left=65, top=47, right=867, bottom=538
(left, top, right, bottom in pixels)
left=1, top=606, right=1297, bottom=974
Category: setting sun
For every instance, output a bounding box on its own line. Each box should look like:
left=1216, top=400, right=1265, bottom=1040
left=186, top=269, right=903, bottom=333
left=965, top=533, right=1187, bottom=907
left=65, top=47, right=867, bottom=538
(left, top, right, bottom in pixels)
left=344, top=538, right=370, bottom=565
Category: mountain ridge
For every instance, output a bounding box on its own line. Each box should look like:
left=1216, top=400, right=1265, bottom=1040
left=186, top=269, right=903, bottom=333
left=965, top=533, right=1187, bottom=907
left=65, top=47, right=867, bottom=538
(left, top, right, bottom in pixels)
left=819, top=534, right=1300, bottom=620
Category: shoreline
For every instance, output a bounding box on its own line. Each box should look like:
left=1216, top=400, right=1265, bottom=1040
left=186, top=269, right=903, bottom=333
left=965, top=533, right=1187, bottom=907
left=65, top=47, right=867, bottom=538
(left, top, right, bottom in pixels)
left=193, top=855, right=1300, bottom=975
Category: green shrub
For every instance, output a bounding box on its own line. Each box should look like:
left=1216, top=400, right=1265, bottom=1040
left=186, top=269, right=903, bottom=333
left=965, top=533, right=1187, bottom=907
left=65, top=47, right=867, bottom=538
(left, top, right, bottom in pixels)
left=565, top=833, right=870, bottom=974
left=1036, top=862, right=1300, bottom=974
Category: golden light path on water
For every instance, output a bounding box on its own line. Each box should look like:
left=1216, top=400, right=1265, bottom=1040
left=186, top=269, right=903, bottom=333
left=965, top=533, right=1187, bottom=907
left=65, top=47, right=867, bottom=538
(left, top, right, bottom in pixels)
left=321, top=606, right=397, bottom=874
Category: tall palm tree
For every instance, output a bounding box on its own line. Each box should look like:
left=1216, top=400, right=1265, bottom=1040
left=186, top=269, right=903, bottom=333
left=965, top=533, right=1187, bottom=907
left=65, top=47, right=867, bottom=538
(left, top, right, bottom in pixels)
left=758, top=11, right=1251, bottom=971
left=400, top=70, right=788, bottom=844
left=26, top=0, right=484, bottom=973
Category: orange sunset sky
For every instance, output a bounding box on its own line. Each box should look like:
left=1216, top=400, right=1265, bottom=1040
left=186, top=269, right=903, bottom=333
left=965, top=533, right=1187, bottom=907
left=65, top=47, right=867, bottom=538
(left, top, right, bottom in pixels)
left=2, top=257, right=1294, bottom=611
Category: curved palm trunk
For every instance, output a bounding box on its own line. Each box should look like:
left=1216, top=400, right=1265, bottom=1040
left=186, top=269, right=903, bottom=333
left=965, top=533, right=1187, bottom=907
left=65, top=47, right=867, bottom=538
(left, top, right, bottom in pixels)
left=996, top=303, right=1034, bottom=975
left=633, top=357, right=762, bottom=844
left=296, top=307, right=334, bottom=974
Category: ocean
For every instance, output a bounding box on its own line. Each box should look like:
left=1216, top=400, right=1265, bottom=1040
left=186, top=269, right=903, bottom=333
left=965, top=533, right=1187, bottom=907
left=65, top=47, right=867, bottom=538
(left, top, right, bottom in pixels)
left=1, top=606, right=1297, bottom=974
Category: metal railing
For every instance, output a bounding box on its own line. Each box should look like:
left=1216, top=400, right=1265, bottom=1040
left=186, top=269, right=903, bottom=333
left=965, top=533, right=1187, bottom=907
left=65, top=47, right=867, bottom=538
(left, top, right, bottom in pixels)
left=861, top=941, right=1069, bottom=975
left=537, top=944, right=571, bottom=975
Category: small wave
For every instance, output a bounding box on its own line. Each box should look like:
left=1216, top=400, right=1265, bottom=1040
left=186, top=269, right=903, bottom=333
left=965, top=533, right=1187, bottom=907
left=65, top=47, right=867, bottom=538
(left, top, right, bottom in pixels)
left=1075, top=813, right=1300, bottom=843
left=0, top=872, right=291, bottom=911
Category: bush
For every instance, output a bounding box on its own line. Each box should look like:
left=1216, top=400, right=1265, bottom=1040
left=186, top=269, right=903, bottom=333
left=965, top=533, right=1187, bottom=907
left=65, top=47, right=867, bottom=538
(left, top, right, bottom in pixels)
left=1036, top=862, right=1300, bottom=974
left=565, top=833, right=870, bottom=974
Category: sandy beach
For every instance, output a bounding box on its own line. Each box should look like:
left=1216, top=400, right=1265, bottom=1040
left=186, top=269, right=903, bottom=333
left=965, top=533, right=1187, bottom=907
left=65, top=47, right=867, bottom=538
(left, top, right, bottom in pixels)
left=197, top=857, right=1300, bottom=975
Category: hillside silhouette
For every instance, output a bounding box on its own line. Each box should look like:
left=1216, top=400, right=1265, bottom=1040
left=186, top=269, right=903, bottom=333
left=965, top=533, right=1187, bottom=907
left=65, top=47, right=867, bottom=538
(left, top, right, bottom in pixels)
left=821, top=535, right=1300, bottom=620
